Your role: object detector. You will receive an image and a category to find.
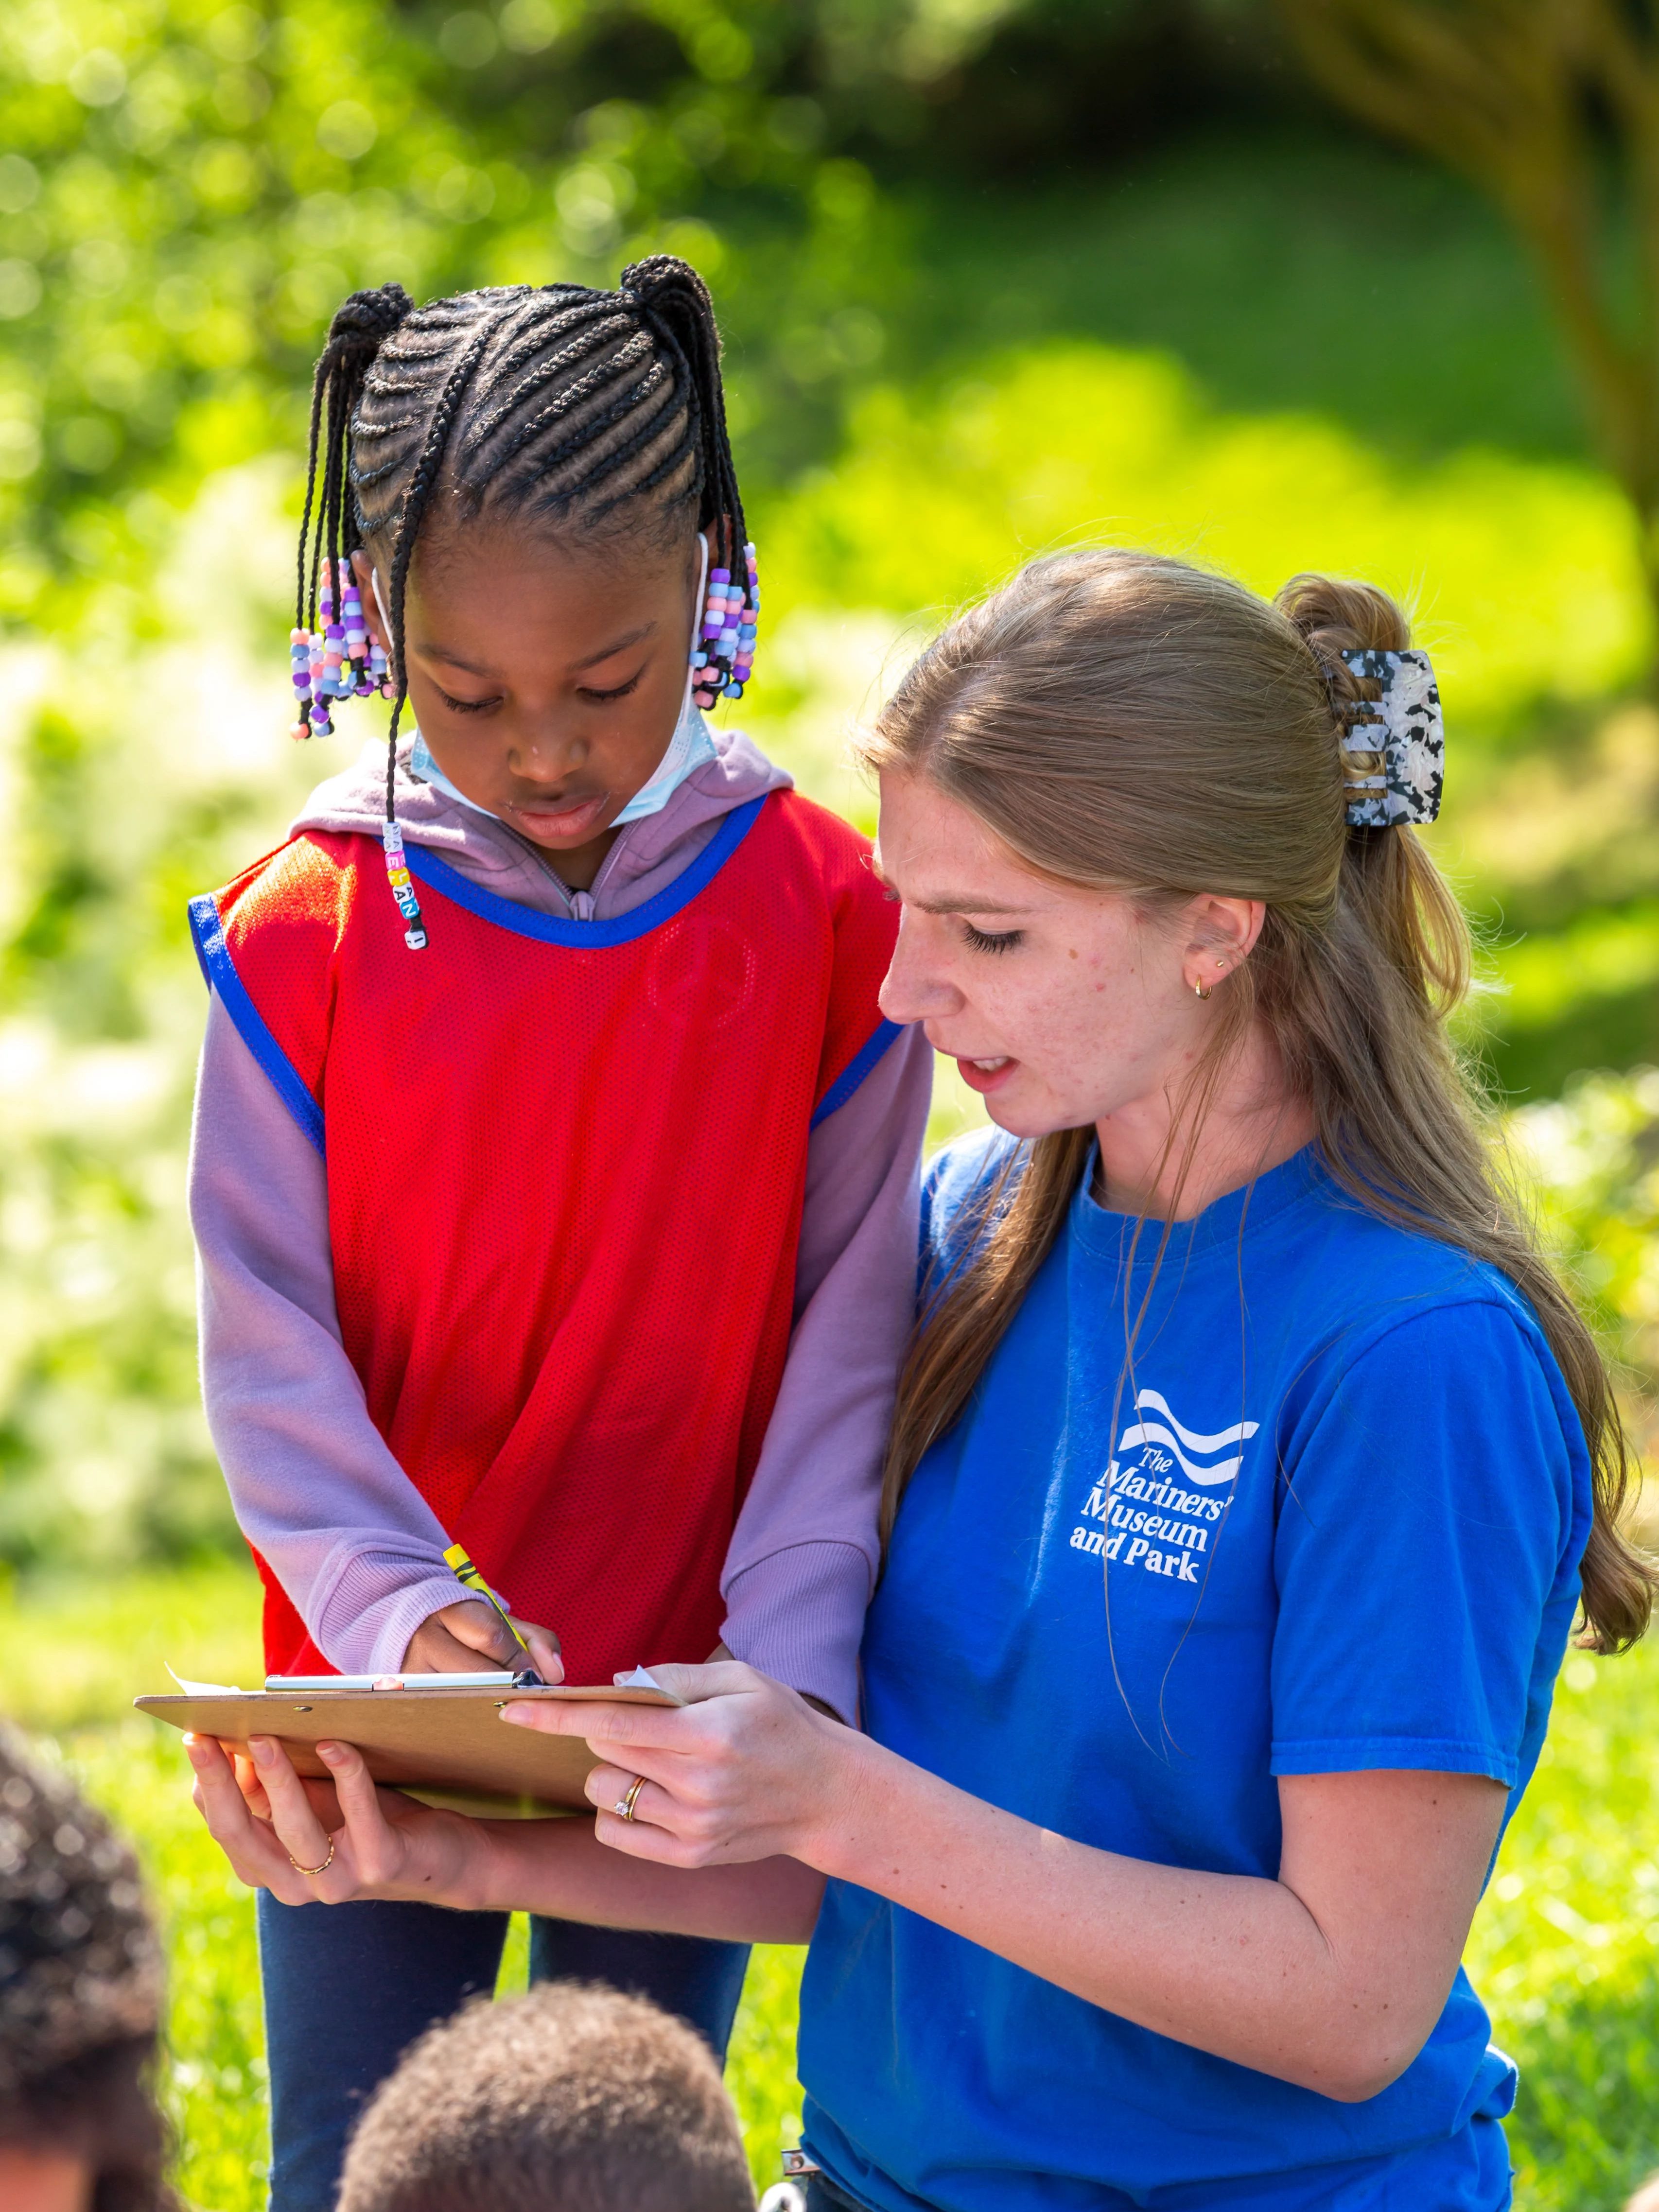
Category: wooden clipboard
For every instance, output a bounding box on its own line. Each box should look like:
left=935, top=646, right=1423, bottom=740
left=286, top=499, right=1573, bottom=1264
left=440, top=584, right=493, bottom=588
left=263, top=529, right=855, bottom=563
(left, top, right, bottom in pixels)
left=137, top=1682, right=680, bottom=1819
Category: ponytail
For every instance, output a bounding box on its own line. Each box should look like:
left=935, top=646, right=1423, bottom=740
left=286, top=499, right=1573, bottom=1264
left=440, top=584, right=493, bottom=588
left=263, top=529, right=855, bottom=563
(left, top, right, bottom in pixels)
left=1276, top=573, right=1653, bottom=1652
left=864, top=549, right=1656, bottom=1652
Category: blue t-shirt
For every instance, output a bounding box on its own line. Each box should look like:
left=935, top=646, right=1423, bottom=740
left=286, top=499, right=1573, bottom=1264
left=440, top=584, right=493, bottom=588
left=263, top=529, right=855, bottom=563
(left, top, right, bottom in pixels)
left=800, top=1134, right=1591, bottom=2212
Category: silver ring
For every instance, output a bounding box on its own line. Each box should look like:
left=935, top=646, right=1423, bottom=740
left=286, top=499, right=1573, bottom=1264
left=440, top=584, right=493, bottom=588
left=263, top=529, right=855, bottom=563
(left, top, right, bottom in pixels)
left=614, top=1775, right=646, bottom=1823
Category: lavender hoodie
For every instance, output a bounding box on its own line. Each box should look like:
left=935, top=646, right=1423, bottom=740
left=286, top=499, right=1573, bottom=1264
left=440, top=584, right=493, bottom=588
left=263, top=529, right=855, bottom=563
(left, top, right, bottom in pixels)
left=188, top=728, right=930, bottom=1721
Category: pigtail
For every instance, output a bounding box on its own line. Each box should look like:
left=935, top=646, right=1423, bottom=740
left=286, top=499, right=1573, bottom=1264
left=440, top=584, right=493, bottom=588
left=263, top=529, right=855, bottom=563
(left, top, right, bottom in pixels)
left=620, top=257, right=748, bottom=576
left=620, top=256, right=755, bottom=706
left=296, top=284, right=415, bottom=636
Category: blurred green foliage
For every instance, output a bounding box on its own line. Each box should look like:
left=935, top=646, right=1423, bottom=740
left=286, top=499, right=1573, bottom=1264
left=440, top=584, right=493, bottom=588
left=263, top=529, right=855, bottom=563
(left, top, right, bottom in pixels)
left=0, top=0, right=1657, bottom=1579
left=0, top=0, right=880, bottom=609
left=1513, top=1071, right=1659, bottom=1417
left=4, top=10, right=1659, bottom=2204
left=1, top=0, right=1294, bottom=609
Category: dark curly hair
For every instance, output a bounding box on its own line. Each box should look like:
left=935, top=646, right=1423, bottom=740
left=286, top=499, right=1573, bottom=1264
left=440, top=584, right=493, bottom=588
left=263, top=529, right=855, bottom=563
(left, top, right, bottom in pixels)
left=336, top=1981, right=753, bottom=2212
left=0, top=1724, right=172, bottom=2212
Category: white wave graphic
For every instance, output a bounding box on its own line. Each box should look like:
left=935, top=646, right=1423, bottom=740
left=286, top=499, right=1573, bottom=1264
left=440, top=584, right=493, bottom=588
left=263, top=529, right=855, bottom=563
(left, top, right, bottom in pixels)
left=1133, top=1390, right=1258, bottom=1453
left=1115, top=1391, right=1259, bottom=1487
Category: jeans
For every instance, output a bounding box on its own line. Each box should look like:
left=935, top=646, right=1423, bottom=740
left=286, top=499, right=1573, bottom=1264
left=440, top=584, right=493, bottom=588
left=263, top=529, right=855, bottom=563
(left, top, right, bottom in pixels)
left=257, top=1891, right=750, bottom=2212
left=806, top=2172, right=873, bottom=2212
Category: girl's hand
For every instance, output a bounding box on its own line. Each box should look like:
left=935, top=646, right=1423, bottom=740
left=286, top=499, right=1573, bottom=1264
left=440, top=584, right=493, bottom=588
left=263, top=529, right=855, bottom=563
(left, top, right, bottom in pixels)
left=186, top=1730, right=481, bottom=1908
left=403, top=1598, right=564, bottom=1683
left=501, top=1660, right=860, bottom=1869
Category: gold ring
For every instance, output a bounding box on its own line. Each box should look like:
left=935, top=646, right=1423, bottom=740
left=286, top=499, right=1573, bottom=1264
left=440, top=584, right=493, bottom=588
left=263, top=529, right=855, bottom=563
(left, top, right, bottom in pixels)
left=615, top=1775, right=646, bottom=1824
left=286, top=1836, right=336, bottom=1876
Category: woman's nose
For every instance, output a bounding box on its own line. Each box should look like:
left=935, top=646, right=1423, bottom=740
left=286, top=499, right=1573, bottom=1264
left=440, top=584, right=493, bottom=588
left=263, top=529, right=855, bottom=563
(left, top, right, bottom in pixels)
left=879, top=918, right=963, bottom=1026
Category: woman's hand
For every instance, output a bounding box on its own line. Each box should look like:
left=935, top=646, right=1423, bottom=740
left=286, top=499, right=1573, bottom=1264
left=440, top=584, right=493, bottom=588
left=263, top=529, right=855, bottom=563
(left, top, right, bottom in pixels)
left=501, top=1660, right=859, bottom=1868
left=186, top=1730, right=484, bottom=1909
left=403, top=1598, right=563, bottom=1683
left=186, top=1718, right=828, bottom=1944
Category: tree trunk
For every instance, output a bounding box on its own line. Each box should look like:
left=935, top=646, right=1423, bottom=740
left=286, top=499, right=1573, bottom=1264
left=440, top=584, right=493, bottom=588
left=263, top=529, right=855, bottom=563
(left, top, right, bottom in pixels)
left=1279, top=0, right=1659, bottom=682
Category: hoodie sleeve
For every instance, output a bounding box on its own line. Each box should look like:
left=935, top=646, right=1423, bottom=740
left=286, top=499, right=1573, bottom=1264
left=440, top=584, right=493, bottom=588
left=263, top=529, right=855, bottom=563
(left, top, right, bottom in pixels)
left=190, top=994, right=471, bottom=1672
left=717, top=1021, right=931, bottom=1721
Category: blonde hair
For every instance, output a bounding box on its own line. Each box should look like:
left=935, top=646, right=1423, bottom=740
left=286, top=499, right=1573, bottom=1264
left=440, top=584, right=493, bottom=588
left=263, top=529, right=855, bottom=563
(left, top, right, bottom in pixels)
left=860, top=548, right=1653, bottom=1654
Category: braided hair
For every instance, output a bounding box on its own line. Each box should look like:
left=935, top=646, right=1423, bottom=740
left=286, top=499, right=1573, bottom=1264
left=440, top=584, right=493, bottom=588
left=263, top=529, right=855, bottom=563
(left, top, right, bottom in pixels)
left=293, top=259, right=749, bottom=835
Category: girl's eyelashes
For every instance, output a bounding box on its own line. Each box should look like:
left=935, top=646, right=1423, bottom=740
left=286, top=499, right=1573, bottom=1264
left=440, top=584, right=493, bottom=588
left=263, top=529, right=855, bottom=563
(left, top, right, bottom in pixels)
left=431, top=659, right=648, bottom=713
left=962, top=921, right=1025, bottom=955
left=576, top=668, right=645, bottom=704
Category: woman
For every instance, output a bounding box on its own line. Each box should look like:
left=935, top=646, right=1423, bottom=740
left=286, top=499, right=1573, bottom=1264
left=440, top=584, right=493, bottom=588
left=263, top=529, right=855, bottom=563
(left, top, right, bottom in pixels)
left=192, top=552, right=1652, bottom=2212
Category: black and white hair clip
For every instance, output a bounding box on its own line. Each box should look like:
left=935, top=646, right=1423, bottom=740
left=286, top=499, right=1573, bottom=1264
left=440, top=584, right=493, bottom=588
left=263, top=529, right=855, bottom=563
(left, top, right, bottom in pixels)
left=1338, top=647, right=1444, bottom=829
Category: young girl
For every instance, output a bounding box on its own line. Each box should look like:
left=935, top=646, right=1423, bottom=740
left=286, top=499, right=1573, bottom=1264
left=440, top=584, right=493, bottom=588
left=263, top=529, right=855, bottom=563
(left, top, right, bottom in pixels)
left=186, top=259, right=928, bottom=2212
left=198, top=550, right=1653, bottom=2212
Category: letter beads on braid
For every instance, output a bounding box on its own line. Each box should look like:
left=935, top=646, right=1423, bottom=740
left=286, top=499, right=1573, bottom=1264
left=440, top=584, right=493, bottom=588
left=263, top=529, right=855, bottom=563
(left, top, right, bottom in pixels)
left=290, top=258, right=757, bottom=951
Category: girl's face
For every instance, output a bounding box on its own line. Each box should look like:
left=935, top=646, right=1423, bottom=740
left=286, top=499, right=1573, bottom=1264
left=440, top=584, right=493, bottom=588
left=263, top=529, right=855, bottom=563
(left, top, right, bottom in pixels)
left=355, top=523, right=702, bottom=875
left=874, top=768, right=1261, bottom=1143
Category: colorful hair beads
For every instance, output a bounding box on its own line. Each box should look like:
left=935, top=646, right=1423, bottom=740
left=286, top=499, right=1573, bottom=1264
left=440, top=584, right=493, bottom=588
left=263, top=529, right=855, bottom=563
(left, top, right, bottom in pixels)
left=690, top=541, right=759, bottom=713
left=288, top=562, right=392, bottom=741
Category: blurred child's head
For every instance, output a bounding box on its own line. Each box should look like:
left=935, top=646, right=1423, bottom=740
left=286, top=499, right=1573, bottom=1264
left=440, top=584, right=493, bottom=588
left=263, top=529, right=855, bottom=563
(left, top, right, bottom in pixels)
left=0, top=1725, right=170, bottom=2212
left=335, top=1981, right=753, bottom=2212
left=296, top=260, right=751, bottom=872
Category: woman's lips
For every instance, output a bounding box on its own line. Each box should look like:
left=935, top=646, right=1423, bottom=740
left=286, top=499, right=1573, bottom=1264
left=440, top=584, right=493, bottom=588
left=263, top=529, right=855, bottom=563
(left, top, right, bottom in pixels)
left=956, top=1055, right=1018, bottom=1095
left=507, top=790, right=611, bottom=841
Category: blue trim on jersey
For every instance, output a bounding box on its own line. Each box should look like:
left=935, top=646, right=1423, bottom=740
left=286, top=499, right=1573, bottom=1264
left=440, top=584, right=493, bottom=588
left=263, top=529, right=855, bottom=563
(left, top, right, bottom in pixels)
left=811, top=1018, right=905, bottom=1130
left=402, top=793, right=768, bottom=947
left=188, top=892, right=327, bottom=1159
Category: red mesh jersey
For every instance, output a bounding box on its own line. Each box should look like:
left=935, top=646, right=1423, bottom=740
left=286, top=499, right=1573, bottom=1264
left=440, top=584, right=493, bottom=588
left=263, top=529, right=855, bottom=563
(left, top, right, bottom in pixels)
left=189, top=792, right=901, bottom=1681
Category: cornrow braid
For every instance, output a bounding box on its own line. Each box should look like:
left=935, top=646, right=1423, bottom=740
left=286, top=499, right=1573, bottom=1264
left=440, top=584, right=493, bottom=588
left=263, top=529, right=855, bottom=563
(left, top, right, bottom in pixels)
left=383, top=314, right=500, bottom=806
left=290, top=258, right=754, bottom=951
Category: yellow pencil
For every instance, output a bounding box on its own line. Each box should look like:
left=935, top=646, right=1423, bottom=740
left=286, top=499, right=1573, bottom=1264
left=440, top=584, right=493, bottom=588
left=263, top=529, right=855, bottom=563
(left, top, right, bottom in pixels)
left=442, top=1542, right=529, bottom=1659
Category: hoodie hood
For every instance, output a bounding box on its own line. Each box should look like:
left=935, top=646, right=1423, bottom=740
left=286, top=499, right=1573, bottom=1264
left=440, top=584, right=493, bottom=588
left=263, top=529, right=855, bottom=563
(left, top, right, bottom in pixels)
left=289, top=724, right=794, bottom=923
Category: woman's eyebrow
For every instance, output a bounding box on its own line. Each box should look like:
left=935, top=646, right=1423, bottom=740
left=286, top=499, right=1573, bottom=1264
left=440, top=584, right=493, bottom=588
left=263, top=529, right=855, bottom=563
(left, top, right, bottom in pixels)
left=908, top=891, right=1037, bottom=916
left=869, top=854, right=1036, bottom=914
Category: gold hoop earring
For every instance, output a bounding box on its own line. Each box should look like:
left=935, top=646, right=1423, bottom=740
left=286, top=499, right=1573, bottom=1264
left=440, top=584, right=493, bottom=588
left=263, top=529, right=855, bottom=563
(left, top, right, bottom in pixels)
left=1194, top=978, right=1212, bottom=1000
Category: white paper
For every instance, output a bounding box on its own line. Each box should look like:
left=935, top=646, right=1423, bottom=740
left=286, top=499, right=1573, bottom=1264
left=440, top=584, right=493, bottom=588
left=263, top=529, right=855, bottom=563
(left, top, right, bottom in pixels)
left=613, top=1666, right=664, bottom=1690
left=167, top=1665, right=247, bottom=1696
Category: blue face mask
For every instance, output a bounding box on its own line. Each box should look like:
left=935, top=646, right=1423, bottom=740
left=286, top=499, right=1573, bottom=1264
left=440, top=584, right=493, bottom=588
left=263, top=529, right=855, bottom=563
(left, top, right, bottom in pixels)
left=407, top=698, right=716, bottom=826
left=380, top=537, right=719, bottom=831
left=611, top=691, right=718, bottom=824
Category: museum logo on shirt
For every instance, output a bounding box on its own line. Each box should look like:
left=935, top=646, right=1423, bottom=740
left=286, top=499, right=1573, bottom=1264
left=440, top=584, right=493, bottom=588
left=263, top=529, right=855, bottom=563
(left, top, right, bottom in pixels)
left=1070, top=1390, right=1258, bottom=1584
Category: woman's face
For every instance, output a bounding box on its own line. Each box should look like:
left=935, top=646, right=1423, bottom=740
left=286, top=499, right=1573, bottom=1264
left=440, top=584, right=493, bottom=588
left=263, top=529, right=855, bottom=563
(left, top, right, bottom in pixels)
left=354, top=523, right=701, bottom=860
left=875, top=768, right=1255, bottom=1142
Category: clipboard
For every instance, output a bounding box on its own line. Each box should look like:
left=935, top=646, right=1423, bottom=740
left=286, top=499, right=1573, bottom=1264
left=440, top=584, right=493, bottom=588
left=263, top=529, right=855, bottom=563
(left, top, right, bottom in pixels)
left=137, top=1679, right=681, bottom=1820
